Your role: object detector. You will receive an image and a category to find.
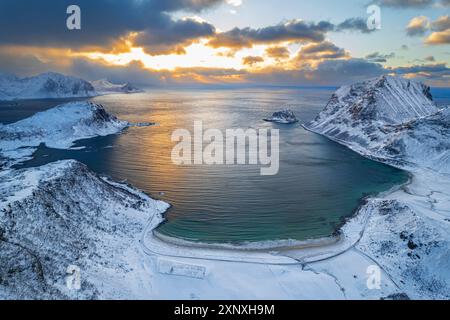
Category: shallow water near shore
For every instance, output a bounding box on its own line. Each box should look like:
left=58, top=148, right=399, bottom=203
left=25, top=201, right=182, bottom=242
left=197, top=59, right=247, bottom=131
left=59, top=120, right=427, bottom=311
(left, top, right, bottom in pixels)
left=8, top=88, right=410, bottom=244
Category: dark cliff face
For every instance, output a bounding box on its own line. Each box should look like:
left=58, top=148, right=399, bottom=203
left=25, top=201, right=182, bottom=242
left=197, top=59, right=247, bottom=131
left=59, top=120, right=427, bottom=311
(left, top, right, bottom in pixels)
left=42, top=77, right=95, bottom=96
left=422, top=85, right=433, bottom=101
left=90, top=103, right=118, bottom=123
left=72, top=81, right=95, bottom=95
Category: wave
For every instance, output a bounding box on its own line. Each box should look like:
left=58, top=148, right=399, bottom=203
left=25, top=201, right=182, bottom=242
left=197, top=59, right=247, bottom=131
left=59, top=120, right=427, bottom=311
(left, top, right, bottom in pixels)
left=152, top=230, right=339, bottom=251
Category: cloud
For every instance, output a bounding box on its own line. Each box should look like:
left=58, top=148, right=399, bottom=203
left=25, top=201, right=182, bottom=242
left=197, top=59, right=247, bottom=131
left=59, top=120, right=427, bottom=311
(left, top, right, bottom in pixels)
left=391, top=63, right=450, bottom=81
left=208, top=16, right=380, bottom=50
left=365, top=52, right=396, bottom=63
left=406, top=16, right=430, bottom=36
left=242, top=56, right=264, bottom=66
left=0, top=0, right=223, bottom=52
left=376, top=0, right=434, bottom=7
left=265, top=46, right=291, bottom=59
left=296, top=41, right=348, bottom=62
left=376, top=0, right=450, bottom=7
left=208, top=20, right=334, bottom=49
left=1, top=45, right=447, bottom=87
left=135, top=17, right=216, bottom=55
left=244, top=58, right=387, bottom=86
left=403, top=15, right=450, bottom=44
left=335, top=18, right=376, bottom=34
left=425, top=29, right=450, bottom=44
left=311, top=59, right=387, bottom=82
left=431, top=15, right=450, bottom=31
left=425, top=15, right=450, bottom=44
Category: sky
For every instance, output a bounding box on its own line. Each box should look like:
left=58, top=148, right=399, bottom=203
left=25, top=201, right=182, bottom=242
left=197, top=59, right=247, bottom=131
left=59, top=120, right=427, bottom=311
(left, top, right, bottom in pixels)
left=0, top=0, right=448, bottom=87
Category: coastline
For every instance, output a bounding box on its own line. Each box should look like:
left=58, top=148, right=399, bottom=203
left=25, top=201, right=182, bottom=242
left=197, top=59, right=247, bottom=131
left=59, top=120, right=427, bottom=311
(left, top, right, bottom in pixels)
left=1, top=90, right=448, bottom=299
left=144, top=124, right=412, bottom=257
left=139, top=123, right=450, bottom=298
left=140, top=169, right=412, bottom=265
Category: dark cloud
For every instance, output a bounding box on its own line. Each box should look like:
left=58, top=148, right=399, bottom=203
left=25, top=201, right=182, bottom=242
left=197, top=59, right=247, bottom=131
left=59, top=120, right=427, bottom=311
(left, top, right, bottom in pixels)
left=375, top=0, right=434, bottom=7
left=336, top=18, right=376, bottom=34
left=208, top=17, right=378, bottom=50
left=391, top=63, right=449, bottom=76
left=311, top=59, right=387, bottom=82
left=135, top=18, right=216, bottom=55
left=431, top=15, right=450, bottom=31
left=241, top=58, right=387, bottom=86
left=0, top=52, right=53, bottom=76
left=265, top=46, right=290, bottom=59
left=389, top=63, right=450, bottom=85
left=242, top=56, right=264, bottom=66
left=365, top=52, right=396, bottom=63
left=376, top=0, right=450, bottom=7
left=297, top=41, right=348, bottom=61
left=0, top=0, right=222, bottom=51
left=208, top=20, right=334, bottom=49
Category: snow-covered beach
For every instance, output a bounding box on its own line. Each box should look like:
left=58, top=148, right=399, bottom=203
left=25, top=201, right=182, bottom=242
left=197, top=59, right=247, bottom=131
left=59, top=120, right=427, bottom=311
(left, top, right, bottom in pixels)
left=1, top=76, right=449, bottom=300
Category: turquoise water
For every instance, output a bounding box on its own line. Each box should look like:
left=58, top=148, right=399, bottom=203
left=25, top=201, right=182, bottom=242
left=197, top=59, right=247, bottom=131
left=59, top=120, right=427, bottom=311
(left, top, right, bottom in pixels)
left=7, top=89, right=410, bottom=244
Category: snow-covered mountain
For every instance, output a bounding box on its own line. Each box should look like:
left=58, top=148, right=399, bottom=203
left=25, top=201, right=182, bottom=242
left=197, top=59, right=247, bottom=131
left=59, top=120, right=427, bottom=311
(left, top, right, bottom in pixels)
left=0, top=72, right=96, bottom=101
left=305, top=75, right=450, bottom=299
left=1, top=75, right=449, bottom=300
left=0, top=160, right=169, bottom=299
left=306, top=75, right=449, bottom=173
left=91, top=79, right=143, bottom=95
left=0, top=102, right=128, bottom=167
left=381, top=107, right=450, bottom=173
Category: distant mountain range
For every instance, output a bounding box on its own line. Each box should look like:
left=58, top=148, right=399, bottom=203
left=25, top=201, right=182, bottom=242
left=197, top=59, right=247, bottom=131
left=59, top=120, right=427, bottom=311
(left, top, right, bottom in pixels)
left=90, top=79, right=143, bottom=95
left=0, top=72, right=143, bottom=101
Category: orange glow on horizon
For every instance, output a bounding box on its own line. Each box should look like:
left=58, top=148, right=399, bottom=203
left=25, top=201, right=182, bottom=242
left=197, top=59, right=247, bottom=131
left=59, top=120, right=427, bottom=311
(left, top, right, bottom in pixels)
left=81, top=39, right=296, bottom=72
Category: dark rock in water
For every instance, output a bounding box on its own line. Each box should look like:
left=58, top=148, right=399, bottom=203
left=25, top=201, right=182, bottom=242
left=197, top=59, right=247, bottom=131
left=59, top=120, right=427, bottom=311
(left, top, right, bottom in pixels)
left=264, top=109, right=298, bottom=124
left=132, top=122, right=156, bottom=127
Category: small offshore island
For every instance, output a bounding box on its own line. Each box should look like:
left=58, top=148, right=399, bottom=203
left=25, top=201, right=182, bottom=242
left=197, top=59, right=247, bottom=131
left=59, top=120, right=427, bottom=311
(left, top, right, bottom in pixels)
left=263, top=109, right=299, bottom=124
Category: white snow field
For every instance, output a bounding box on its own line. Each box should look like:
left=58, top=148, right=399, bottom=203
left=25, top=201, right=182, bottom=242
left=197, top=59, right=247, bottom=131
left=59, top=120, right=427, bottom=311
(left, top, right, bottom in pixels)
left=0, top=75, right=449, bottom=299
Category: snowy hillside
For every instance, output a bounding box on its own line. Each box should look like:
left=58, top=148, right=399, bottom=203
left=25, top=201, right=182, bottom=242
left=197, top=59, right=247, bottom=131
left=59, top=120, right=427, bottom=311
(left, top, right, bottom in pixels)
left=378, top=108, right=450, bottom=173
left=305, top=75, right=450, bottom=299
left=0, top=102, right=128, bottom=166
left=91, top=79, right=143, bottom=95
left=0, top=72, right=96, bottom=101
left=0, top=160, right=169, bottom=299
left=306, top=75, right=449, bottom=173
